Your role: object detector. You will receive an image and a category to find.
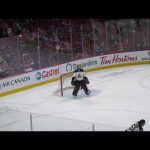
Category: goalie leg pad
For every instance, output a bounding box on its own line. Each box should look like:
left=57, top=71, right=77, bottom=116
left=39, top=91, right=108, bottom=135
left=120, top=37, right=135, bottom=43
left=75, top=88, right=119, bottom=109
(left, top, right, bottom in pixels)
left=72, top=82, right=80, bottom=96
left=81, top=80, right=90, bottom=95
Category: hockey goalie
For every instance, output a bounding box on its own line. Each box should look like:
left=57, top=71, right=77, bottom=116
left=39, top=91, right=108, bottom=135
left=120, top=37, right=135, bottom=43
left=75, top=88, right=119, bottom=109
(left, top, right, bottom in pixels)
left=71, top=65, right=90, bottom=96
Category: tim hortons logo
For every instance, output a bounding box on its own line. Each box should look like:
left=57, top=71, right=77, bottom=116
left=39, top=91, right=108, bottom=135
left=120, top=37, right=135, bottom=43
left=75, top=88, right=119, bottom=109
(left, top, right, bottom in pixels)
left=100, top=54, right=137, bottom=65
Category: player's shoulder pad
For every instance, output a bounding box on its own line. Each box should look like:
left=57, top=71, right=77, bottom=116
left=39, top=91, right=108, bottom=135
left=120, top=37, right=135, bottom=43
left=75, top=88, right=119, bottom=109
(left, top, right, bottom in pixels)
left=80, top=69, right=84, bottom=72
left=74, top=69, right=78, bottom=73
left=74, top=69, right=84, bottom=72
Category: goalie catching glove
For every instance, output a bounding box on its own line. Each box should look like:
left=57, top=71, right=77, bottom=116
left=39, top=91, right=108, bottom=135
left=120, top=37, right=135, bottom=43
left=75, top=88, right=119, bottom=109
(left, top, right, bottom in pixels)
left=71, top=77, right=75, bottom=86
left=83, top=77, right=89, bottom=84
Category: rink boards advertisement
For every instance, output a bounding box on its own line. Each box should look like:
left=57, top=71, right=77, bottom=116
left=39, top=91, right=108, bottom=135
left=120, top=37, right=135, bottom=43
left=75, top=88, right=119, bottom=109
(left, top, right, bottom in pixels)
left=60, top=50, right=150, bottom=74
left=0, top=65, right=60, bottom=95
left=0, top=50, right=150, bottom=96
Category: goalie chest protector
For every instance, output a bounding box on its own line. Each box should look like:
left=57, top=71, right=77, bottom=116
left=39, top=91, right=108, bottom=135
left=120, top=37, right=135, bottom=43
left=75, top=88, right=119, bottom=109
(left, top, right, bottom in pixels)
left=73, top=69, right=86, bottom=81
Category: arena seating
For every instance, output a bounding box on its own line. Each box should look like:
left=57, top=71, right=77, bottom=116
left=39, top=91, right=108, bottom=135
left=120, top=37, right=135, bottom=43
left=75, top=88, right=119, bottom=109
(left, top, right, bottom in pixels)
left=0, top=19, right=149, bottom=78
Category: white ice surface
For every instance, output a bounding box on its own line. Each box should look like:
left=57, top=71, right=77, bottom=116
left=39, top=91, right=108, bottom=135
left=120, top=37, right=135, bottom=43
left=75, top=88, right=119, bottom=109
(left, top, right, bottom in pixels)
left=0, top=64, right=150, bottom=131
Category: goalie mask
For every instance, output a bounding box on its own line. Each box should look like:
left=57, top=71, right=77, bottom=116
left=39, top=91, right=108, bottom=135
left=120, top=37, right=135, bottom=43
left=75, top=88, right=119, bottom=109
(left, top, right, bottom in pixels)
left=76, top=64, right=81, bottom=69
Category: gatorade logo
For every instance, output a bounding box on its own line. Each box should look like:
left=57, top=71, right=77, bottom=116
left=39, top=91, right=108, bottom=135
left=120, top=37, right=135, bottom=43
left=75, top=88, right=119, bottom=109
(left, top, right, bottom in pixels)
left=36, top=72, right=42, bottom=80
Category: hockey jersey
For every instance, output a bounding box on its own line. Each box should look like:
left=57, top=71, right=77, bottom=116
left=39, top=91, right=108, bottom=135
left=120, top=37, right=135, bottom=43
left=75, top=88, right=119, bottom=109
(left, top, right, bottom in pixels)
left=125, top=122, right=143, bottom=131
left=72, top=68, right=87, bottom=81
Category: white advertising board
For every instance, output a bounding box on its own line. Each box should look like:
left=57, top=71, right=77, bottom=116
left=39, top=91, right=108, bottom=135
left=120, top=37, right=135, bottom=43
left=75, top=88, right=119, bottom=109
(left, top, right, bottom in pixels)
left=60, top=50, right=150, bottom=75
left=60, top=56, right=100, bottom=75
left=0, top=50, right=150, bottom=94
left=0, top=65, right=60, bottom=93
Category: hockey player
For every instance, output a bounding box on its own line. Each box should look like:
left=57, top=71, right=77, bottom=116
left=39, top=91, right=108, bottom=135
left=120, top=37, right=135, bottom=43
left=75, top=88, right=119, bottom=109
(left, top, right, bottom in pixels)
left=125, top=119, right=145, bottom=131
left=71, top=64, right=90, bottom=96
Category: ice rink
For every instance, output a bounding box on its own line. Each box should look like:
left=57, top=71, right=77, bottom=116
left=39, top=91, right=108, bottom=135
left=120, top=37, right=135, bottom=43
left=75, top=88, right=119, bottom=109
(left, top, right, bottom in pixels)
left=0, top=64, right=150, bottom=131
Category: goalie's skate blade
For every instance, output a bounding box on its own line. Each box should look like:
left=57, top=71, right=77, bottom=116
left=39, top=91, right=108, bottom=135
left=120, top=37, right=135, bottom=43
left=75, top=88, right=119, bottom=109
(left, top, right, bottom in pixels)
left=85, top=90, right=91, bottom=96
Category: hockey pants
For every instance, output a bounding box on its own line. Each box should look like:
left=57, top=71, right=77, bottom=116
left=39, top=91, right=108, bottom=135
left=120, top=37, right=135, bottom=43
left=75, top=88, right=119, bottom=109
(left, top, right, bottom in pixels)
left=72, top=80, right=89, bottom=96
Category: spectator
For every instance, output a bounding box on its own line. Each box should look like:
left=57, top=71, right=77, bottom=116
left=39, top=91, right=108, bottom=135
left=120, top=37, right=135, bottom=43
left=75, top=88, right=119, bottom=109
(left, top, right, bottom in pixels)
left=0, top=57, right=8, bottom=78
left=0, top=25, right=4, bottom=37
left=0, top=67, right=8, bottom=78
left=7, top=27, right=13, bottom=36
left=0, top=56, right=8, bottom=71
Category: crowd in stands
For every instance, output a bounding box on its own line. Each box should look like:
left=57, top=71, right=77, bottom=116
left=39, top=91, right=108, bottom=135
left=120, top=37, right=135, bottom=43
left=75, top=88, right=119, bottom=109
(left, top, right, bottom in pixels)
left=0, top=19, right=149, bottom=79
left=0, top=19, right=93, bottom=38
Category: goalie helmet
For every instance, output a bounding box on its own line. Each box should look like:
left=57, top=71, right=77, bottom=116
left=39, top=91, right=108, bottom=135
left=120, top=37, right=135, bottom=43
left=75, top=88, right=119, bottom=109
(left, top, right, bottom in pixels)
left=139, top=119, right=145, bottom=126
left=76, top=64, right=81, bottom=69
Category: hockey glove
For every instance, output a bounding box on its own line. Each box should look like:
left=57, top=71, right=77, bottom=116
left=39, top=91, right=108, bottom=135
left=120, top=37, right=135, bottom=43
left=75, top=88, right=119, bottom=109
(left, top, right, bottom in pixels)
left=71, top=80, right=75, bottom=86
left=86, top=80, right=89, bottom=84
left=71, top=77, right=75, bottom=86
left=84, top=77, right=89, bottom=84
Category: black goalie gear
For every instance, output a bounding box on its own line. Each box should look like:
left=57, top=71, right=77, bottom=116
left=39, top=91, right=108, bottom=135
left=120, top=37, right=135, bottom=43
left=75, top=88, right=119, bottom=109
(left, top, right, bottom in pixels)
left=83, top=77, right=89, bottom=84
left=71, top=77, right=75, bottom=86
left=71, top=66, right=90, bottom=96
left=72, top=80, right=90, bottom=96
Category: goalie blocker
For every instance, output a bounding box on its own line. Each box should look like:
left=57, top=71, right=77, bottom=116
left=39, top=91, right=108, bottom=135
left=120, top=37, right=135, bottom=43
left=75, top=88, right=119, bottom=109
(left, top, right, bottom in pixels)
left=71, top=65, right=90, bottom=96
